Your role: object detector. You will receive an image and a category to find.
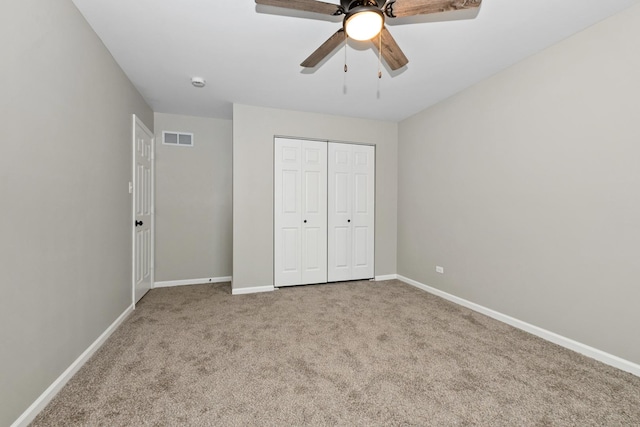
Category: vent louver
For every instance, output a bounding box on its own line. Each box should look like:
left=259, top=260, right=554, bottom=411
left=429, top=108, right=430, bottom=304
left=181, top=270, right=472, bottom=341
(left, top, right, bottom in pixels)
left=163, top=131, right=194, bottom=147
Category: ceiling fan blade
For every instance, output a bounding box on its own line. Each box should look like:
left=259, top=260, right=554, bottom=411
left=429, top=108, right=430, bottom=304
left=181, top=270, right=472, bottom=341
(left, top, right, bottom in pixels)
left=255, top=0, right=342, bottom=16
left=387, top=0, right=481, bottom=18
left=301, top=29, right=346, bottom=68
left=372, top=27, right=408, bottom=70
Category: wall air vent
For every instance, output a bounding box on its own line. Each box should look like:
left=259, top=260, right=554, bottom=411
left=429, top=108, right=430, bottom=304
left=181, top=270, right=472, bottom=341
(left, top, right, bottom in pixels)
left=163, top=131, right=194, bottom=147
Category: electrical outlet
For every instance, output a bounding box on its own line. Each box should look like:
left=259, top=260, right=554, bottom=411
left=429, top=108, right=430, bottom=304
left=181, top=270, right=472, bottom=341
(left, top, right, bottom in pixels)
left=436, top=266, right=444, bottom=274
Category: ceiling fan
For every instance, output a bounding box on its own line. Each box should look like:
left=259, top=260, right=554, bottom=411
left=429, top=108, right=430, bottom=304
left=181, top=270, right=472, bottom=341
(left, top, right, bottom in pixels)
left=255, top=0, right=482, bottom=71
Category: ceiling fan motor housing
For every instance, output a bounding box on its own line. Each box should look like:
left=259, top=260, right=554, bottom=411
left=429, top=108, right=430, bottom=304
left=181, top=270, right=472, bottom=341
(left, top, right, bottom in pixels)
left=340, top=0, right=385, bottom=11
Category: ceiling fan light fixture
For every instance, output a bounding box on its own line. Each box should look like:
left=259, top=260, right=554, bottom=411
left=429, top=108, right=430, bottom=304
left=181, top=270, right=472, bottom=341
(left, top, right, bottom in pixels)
left=344, top=8, right=384, bottom=41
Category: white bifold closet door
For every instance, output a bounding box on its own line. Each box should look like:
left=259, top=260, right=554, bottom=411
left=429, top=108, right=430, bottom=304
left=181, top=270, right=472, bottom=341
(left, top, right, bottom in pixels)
left=328, top=142, right=375, bottom=282
left=274, top=138, right=327, bottom=287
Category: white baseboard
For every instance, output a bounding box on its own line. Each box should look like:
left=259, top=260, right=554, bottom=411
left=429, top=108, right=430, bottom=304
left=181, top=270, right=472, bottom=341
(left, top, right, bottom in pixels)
left=375, top=274, right=398, bottom=281
left=154, top=276, right=232, bottom=288
left=397, top=275, right=640, bottom=378
left=231, top=285, right=275, bottom=295
left=11, top=304, right=134, bottom=427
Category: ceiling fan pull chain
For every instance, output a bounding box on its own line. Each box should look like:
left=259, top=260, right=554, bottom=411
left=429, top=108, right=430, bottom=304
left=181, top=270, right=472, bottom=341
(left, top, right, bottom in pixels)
left=344, top=32, right=348, bottom=73
left=378, top=32, right=382, bottom=79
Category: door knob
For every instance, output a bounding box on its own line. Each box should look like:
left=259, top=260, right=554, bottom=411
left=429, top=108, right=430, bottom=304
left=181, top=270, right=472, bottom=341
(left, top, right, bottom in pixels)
left=304, top=220, right=307, bottom=223
left=348, top=219, right=351, bottom=223
left=135, top=220, right=143, bottom=227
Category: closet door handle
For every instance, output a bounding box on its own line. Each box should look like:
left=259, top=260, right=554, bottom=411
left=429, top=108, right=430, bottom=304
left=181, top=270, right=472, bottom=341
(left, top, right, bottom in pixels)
left=347, top=219, right=351, bottom=223
left=304, top=220, right=307, bottom=223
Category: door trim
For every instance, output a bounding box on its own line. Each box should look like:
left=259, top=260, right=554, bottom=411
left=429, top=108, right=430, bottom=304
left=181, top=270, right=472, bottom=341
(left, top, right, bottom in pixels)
left=132, top=114, right=155, bottom=306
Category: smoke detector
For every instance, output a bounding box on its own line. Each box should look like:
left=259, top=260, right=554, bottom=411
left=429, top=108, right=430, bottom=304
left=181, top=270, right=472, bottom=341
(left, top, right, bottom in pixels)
left=191, top=77, right=206, bottom=88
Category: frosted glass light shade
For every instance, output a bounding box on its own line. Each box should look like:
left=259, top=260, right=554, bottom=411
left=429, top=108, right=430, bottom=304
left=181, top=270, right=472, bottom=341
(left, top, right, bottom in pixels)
left=345, top=10, right=384, bottom=41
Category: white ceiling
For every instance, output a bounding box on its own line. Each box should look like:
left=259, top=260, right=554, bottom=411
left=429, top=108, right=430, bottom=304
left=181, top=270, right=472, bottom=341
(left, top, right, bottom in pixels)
left=72, top=0, right=638, bottom=122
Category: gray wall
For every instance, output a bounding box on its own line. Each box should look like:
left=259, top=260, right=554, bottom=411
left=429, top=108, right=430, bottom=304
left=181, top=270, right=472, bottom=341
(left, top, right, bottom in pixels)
left=398, top=3, right=640, bottom=364
left=0, top=1, right=153, bottom=425
left=233, top=104, right=398, bottom=290
left=154, top=113, right=233, bottom=282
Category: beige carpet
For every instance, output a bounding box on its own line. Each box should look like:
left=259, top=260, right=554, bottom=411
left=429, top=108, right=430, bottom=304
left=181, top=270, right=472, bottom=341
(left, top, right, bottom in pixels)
left=32, top=280, right=640, bottom=426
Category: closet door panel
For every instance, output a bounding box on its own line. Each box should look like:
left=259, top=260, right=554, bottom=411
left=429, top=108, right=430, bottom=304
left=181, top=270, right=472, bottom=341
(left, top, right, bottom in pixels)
left=301, top=141, right=327, bottom=284
left=328, top=143, right=353, bottom=282
left=282, top=228, right=300, bottom=272
left=274, top=139, right=303, bottom=286
left=353, top=226, right=369, bottom=266
left=351, top=144, right=375, bottom=280
left=334, top=226, right=350, bottom=264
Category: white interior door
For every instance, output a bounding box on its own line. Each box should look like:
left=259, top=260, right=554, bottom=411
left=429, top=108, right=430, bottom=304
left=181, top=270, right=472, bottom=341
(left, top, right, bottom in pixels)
left=328, top=143, right=375, bottom=282
left=328, top=143, right=352, bottom=282
left=133, top=116, right=154, bottom=303
left=301, top=141, right=327, bottom=284
left=274, top=138, right=302, bottom=286
left=274, top=138, right=327, bottom=287
left=350, top=144, right=375, bottom=280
